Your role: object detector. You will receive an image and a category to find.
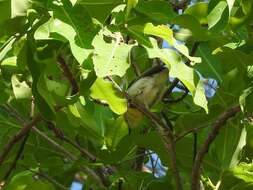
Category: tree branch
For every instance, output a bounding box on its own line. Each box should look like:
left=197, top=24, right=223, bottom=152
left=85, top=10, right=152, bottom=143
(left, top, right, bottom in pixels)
left=125, top=93, right=183, bottom=190
left=0, top=107, right=104, bottom=187
left=191, top=105, right=241, bottom=190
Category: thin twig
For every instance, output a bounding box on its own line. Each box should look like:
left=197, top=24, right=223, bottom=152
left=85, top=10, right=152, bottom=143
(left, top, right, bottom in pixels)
left=161, top=110, right=174, bottom=131
left=31, top=127, right=105, bottom=187
left=38, top=170, right=69, bottom=190
left=2, top=134, right=29, bottom=181
left=46, top=121, right=97, bottom=162
left=148, top=150, right=155, bottom=176
left=2, top=104, right=26, bottom=124
left=163, top=78, right=180, bottom=100
left=0, top=114, right=42, bottom=166
left=174, top=124, right=211, bottom=142
left=193, top=132, right=197, bottom=163
left=133, top=147, right=146, bottom=171
left=63, top=136, right=97, bottom=162
left=21, top=165, right=69, bottom=190
left=163, top=89, right=189, bottom=104
left=118, top=151, right=155, bottom=164
left=32, top=127, right=77, bottom=160
left=191, top=105, right=241, bottom=190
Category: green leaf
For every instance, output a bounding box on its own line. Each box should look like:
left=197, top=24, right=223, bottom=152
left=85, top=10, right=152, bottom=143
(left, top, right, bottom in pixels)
left=207, top=0, right=229, bottom=32
left=37, top=72, right=57, bottom=109
left=24, top=181, right=55, bottom=190
left=0, top=80, right=9, bottom=104
left=125, top=0, right=138, bottom=19
left=170, top=62, right=208, bottom=112
left=76, top=0, right=124, bottom=23
left=185, top=2, right=208, bottom=25
left=11, top=74, right=32, bottom=99
left=0, top=36, right=16, bottom=62
left=219, top=163, right=253, bottom=190
left=193, top=80, right=208, bottom=113
left=11, top=0, right=30, bottom=18
left=5, top=170, right=34, bottom=190
left=69, top=0, right=78, bottom=6
left=239, top=87, right=253, bottom=113
left=36, top=1, right=98, bottom=65
left=1, top=56, right=16, bottom=66
left=0, top=0, right=11, bottom=23
left=134, top=0, right=176, bottom=24
left=25, top=41, right=56, bottom=120
left=144, top=38, right=181, bottom=67
left=170, top=62, right=197, bottom=94
left=172, top=14, right=209, bottom=41
left=35, top=18, right=90, bottom=65
left=5, top=170, right=55, bottom=190
left=134, top=132, right=170, bottom=166
left=196, top=43, right=223, bottom=82
left=105, top=116, right=128, bottom=149
left=241, top=0, right=253, bottom=15
left=143, top=23, right=201, bottom=64
left=70, top=100, right=111, bottom=145
left=90, top=78, right=127, bottom=115
left=206, top=117, right=244, bottom=173
left=230, top=127, right=246, bottom=168
left=226, top=0, right=235, bottom=15
left=92, top=32, right=133, bottom=77
left=126, top=25, right=153, bottom=47
left=0, top=0, right=30, bottom=24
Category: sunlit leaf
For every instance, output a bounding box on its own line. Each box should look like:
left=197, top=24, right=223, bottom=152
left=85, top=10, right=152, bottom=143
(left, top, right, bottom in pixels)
left=90, top=78, right=127, bottom=114
left=143, top=23, right=201, bottom=64
left=11, top=74, right=32, bottom=99
left=92, top=32, right=133, bottom=77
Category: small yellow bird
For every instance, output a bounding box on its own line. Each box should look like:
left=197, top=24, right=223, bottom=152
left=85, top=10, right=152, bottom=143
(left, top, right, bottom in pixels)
left=124, top=66, right=169, bottom=128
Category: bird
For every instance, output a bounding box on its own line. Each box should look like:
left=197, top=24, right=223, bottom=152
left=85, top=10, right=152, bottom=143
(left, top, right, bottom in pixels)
left=125, top=65, right=169, bottom=128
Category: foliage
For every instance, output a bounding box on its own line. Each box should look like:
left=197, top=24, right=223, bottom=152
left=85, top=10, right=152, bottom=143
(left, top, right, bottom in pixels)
left=0, top=0, right=253, bottom=189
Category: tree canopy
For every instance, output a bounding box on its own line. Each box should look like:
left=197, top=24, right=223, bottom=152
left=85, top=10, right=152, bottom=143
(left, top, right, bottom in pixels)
left=0, top=0, right=253, bottom=190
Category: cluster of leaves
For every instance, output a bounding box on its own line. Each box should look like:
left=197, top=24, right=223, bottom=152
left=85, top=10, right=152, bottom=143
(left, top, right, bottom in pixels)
left=0, top=0, right=253, bottom=190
